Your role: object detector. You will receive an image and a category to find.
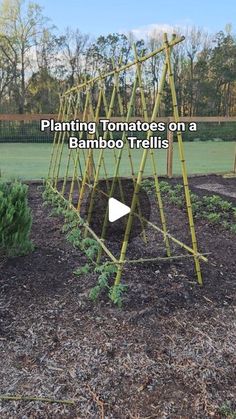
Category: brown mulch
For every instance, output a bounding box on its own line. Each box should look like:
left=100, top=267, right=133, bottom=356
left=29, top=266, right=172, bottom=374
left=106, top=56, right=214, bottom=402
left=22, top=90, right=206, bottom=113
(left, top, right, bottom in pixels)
left=0, top=175, right=236, bottom=418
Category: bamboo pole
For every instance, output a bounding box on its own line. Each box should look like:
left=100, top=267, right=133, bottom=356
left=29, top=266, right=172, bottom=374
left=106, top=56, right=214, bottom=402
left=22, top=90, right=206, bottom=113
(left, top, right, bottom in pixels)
left=82, top=81, right=112, bottom=239
left=98, top=88, right=117, bottom=193
left=87, top=81, right=110, bottom=191
left=96, top=73, right=139, bottom=264
left=113, top=52, right=175, bottom=289
left=61, top=91, right=81, bottom=197
left=101, top=79, right=125, bottom=202
left=113, top=53, right=147, bottom=243
left=53, top=94, right=73, bottom=188
left=100, top=88, right=118, bottom=181
left=233, top=144, right=236, bottom=173
left=167, top=119, right=174, bottom=178
left=69, top=86, right=91, bottom=203
left=47, top=96, right=64, bottom=181
left=133, top=44, right=170, bottom=255
left=87, top=82, right=100, bottom=181
left=164, top=33, right=203, bottom=285
left=50, top=96, right=68, bottom=184
left=83, top=76, right=118, bottom=226
left=79, top=179, right=208, bottom=262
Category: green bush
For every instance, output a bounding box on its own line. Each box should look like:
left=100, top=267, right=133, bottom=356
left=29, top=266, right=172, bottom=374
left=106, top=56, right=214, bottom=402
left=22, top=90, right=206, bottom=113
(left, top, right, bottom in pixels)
left=0, top=181, right=33, bottom=256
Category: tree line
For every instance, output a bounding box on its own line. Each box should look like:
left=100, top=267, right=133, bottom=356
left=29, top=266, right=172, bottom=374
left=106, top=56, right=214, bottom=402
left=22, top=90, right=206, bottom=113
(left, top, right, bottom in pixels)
left=0, top=0, right=236, bottom=116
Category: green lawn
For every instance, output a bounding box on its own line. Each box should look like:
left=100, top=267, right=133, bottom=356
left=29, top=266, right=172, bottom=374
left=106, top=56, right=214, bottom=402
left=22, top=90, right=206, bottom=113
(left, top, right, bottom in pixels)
left=0, top=141, right=235, bottom=181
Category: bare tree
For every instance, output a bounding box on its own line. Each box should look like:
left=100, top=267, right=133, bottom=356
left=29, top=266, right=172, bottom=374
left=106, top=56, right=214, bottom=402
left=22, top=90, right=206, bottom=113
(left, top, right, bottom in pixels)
left=0, top=0, right=47, bottom=113
left=60, top=28, right=90, bottom=87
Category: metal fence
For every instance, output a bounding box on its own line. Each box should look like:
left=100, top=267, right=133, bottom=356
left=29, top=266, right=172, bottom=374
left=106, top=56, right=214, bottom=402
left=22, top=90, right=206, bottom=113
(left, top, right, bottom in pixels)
left=0, top=114, right=57, bottom=143
left=0, top=114, right=236, bottom=143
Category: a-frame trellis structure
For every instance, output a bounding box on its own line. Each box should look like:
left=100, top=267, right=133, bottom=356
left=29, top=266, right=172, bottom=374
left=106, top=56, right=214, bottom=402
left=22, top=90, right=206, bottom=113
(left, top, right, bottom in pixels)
left=47, top=33, right=207, bottom=291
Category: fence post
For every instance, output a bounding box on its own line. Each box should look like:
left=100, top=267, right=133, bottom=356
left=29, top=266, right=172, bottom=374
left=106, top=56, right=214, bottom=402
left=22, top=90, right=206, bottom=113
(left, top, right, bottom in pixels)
left=233, top=145, right=236, bottom=174
left=167, top=118, right=173, bottom=178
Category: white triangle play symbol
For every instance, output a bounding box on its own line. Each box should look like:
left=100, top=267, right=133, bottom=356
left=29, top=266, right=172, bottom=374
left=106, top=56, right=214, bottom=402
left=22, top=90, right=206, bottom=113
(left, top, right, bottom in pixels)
left=108, top=198, right=130, bottom=222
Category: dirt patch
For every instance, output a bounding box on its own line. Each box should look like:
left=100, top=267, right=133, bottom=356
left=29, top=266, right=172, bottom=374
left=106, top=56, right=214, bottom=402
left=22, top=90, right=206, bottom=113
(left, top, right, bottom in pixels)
left=0, top=175, right=236, bottom=418
left=188, top=174, right=236, bottom=204
left=188, top=175, right=236, bottom=200
left=194, top=183, right=236, bottom=199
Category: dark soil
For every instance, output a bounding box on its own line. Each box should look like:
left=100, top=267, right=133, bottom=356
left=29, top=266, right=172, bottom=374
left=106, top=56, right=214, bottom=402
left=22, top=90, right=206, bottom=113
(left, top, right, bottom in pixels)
left=0, top=174, right=236, bottom=418
left=172, top=173, right=236, bottom=204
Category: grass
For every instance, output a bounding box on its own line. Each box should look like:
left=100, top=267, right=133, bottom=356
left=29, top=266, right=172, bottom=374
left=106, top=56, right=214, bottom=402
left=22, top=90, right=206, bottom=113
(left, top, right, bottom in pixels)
left=0, top=141, right=235, bottom=181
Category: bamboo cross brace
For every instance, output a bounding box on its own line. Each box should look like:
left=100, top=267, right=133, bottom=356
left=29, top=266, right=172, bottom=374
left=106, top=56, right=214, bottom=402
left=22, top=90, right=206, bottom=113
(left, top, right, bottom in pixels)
left=105, top=253, right=209, bottom=265
left=77, top=181, right=208, bottom=263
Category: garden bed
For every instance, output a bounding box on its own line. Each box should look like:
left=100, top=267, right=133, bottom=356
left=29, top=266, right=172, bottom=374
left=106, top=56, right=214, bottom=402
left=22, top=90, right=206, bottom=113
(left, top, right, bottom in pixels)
left=0, top=174, right=236, bottom=418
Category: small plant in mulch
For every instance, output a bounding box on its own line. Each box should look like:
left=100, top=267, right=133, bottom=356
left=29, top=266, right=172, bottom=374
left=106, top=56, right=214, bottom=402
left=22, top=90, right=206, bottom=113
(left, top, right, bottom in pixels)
left=66, top=227, right=83, bottom=248
left=0, top=181, right=33, bottom=257
left=109, top=282, right=128, bottom=308
left=87, top=261, right=127, bottom=307
left=89, top=263, right=117, bottom=299
left=81, top=237, right=100, bottom=261
left=74, top=263, right=91, bottom=277
left=141, top=178, right=156, bottom=195
left=219, top=401, right=236, bottom=418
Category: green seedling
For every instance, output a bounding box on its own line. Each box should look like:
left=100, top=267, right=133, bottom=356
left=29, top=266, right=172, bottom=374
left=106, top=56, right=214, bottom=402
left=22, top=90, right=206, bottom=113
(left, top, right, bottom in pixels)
left=74, top=263, right=91, bottom=277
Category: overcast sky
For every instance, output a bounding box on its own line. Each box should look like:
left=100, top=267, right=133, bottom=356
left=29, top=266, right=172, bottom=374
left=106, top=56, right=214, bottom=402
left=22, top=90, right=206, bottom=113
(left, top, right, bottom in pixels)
left=38, top=0, right=235, bottom=36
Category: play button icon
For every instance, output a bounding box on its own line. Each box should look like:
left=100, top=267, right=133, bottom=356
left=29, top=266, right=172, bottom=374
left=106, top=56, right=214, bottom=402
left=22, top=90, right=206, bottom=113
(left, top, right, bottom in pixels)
left=108, top=198, right=130, bottom=222
left=83, top=177, right=151, bottom=243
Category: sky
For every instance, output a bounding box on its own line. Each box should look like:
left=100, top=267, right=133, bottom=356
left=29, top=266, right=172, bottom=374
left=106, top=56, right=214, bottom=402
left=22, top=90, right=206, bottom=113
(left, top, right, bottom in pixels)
left=38, top=0, right=235, bottom=37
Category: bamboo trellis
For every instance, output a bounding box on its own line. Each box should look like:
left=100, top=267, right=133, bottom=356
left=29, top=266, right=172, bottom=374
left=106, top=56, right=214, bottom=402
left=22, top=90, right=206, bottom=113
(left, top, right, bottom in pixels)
left=47, top=33, right=207, bottom=290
